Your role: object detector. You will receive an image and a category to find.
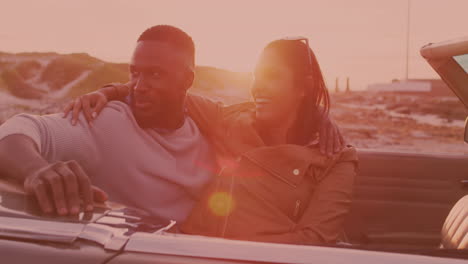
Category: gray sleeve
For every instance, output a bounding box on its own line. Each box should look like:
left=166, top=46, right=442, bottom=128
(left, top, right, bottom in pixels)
left=0, top=114, right=44, bottom=151
left=0, top=113, right=95, bottom=164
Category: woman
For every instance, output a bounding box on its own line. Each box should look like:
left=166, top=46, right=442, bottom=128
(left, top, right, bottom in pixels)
left=64, top=38, right=358, bottom=245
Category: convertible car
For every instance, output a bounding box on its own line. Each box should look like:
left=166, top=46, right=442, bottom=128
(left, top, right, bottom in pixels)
left=1, top=37, right=468, bottom=263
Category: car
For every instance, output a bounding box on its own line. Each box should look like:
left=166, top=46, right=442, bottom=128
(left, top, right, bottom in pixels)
left=1, top=37, right=468, bottom=263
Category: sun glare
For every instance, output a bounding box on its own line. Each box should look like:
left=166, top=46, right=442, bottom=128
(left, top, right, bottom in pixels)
left=208, top=191, right=235, bottom=217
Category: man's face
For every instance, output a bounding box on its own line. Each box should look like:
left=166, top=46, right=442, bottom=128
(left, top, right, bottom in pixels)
left=129, top=41, right=193, bottom=128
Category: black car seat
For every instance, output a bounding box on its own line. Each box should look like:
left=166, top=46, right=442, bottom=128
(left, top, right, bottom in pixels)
left=440, top=195, right=468, bottom=249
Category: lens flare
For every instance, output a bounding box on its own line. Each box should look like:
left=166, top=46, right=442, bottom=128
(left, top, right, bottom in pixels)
left=208, top=191, right=235, bottom=217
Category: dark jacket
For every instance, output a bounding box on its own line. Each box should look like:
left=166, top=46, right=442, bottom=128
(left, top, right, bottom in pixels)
left=184, top=94, right=358, bottom=245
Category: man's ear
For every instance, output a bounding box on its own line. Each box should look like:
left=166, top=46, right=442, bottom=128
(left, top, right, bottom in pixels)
left=183, top=70, right=195, bottom=91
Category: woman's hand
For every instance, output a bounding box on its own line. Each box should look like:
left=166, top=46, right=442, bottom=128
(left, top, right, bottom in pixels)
left=319, top=117, right=346, bottom=157
left=63, top=91, right=108, bottom=125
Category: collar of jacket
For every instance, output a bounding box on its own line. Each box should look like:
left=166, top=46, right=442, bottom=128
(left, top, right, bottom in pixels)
left=242, top=145, right=329, bottom=186
left=242, top=143, right=358, bottom=186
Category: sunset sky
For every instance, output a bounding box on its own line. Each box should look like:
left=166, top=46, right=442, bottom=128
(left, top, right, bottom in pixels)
left=1, top=0, right=467, bottom=90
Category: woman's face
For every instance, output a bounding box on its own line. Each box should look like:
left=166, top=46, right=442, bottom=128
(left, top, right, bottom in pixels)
left=251, top=49, right=304, bottom=126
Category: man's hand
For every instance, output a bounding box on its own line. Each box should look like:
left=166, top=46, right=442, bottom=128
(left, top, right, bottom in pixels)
left=319, top=116, right=346, bottom=157
left=63, top=91, right=108, bottom=126
left=23, top=160, right=108, bottom=215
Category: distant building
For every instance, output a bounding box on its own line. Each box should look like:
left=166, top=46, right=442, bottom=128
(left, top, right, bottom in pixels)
left=367, top=79, right=455, bottom=97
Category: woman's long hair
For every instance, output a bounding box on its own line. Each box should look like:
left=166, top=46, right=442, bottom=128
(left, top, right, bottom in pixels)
left=263, top=39, right=331, bottom=145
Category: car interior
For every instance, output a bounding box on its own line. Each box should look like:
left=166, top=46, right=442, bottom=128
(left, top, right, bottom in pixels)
left=342, top=150, right=468, bottom=258
left=337, top=37, right=468, bottom=258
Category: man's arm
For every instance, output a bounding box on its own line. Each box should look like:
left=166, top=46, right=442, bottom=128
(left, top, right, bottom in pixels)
left=0, top=134, right=95, bottom=215
left=63, top=83, right=346, bottom=156
left=0, top=135, right=48, bottom=183
left=185, top=93, right=225, bottom=136
left=0, top=112, right=108, bottom=215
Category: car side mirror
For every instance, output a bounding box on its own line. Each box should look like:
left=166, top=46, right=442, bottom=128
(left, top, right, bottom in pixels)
left=465, top=116, right=468, bottom=143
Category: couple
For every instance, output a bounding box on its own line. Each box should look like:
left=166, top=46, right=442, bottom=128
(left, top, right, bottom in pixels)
left=0, top=25, right=357, bottom=245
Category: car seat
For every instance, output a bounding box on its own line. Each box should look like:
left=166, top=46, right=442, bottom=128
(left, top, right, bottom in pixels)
left=440, top=195, right=468, bottom=249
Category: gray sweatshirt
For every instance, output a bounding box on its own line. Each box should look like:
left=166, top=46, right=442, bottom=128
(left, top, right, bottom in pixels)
left=0, top=101, right=217, bottom=222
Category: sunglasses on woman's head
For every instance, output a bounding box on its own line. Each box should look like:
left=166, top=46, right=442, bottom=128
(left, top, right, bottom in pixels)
left=280, top=36, right=313, bottom=70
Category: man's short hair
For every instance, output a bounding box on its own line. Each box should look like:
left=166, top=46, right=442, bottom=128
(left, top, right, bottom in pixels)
left=137, top=25, right=195, bottom=67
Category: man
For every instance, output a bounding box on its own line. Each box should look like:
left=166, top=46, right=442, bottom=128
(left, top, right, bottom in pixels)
left=0, top=25, right=218, bottom=222
left=0, top=25, right=343, bottom=221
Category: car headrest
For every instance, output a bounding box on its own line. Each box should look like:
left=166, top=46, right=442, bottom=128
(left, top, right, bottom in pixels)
left=441, top=195, right=468, bottom=249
